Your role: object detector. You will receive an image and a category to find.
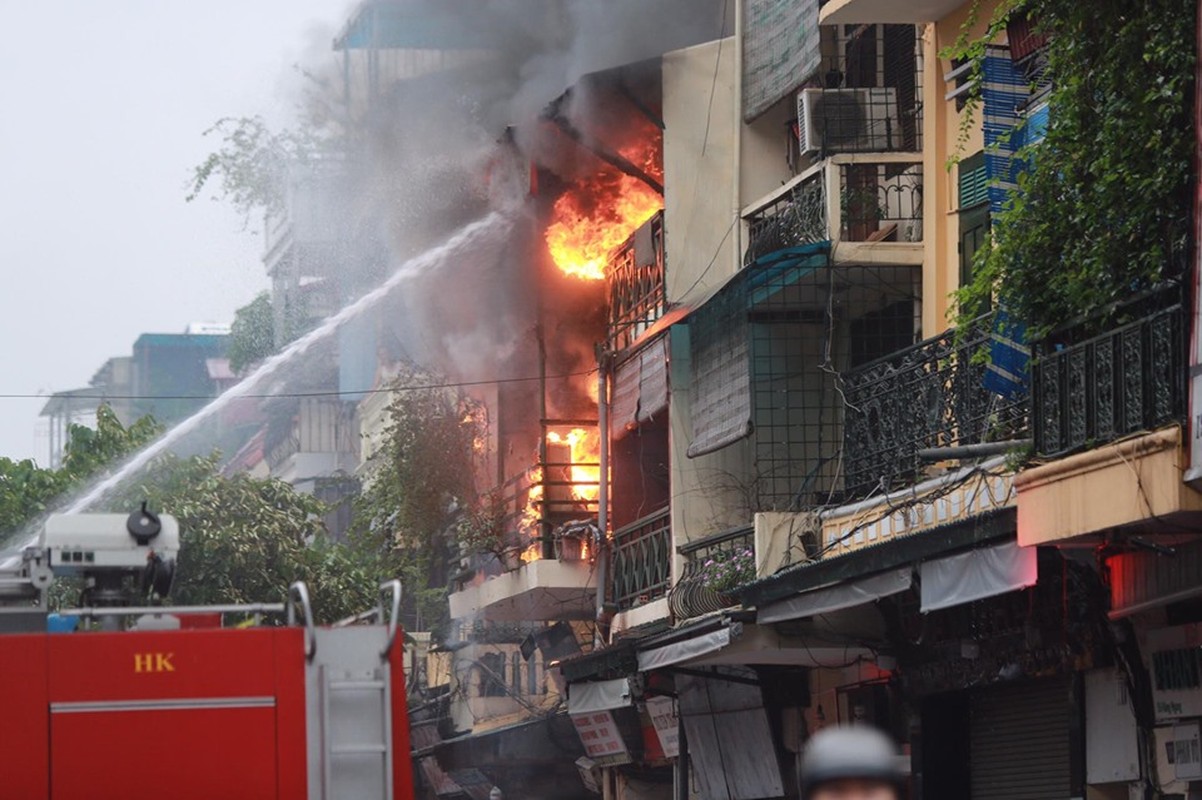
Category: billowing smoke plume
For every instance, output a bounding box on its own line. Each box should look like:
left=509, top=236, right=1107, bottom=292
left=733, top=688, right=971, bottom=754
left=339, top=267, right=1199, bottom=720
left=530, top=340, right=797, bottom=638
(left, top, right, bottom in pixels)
left=311, top=0, right=727, bottom=387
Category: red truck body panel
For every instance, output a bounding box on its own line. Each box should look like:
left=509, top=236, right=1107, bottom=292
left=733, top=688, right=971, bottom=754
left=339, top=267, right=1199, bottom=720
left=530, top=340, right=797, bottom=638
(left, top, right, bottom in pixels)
left=1, top=627, right=310, bottom=799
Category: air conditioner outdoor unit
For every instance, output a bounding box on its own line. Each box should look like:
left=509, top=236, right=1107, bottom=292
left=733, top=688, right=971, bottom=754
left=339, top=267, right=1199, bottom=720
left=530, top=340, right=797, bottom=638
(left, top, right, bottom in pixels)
left=798, top=87, right=902, bottom=154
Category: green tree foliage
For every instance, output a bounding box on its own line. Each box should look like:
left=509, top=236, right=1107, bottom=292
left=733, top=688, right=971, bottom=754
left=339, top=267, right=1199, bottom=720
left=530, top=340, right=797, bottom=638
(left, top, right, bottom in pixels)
left=952, top=0, right=1196, bottom=335
left=351, top=372, right=483, bottom=637
left=117, top=453, right=382, bottom=622
left=0, top=406, right=161, bottom=540
left=227, top=291, right=279, bottom=374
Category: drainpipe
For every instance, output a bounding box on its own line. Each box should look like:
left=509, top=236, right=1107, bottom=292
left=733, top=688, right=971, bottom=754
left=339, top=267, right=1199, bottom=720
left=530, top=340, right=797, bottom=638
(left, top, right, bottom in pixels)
left=595, top=348, right=610, bottom=647
left=732, top=0, right=745, bottom=275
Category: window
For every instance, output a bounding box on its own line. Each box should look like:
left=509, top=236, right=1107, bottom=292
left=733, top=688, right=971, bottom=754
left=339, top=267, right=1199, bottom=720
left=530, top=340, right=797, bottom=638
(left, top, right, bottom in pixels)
left=944, top=58, right=978, bottom=111
left=511, top=652, right=523, bottom=697
left=526, top=654, right=540, bottom=695
left=958, top=151, right=990, bottom=293
left=479, top=652, right=506, bottom=698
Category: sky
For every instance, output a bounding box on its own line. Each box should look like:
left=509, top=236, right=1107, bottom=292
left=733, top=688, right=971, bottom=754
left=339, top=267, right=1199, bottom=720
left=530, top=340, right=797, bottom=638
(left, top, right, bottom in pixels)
left=0, top=0, right=353, bottom=463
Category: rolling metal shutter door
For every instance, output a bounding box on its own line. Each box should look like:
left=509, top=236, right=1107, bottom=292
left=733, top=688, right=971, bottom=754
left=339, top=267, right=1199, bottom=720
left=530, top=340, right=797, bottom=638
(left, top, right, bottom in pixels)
left=970, top=678, right=1072, bottom=800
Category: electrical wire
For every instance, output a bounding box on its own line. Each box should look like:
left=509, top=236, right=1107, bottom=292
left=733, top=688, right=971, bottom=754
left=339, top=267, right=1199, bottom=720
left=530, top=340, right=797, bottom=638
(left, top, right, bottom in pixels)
left=0, top=369, right=599, bottom=402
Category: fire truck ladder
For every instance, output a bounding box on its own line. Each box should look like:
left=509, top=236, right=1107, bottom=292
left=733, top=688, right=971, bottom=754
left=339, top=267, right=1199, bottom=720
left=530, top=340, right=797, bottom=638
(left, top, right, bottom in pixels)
left=295, top=580, right=402, bottom=799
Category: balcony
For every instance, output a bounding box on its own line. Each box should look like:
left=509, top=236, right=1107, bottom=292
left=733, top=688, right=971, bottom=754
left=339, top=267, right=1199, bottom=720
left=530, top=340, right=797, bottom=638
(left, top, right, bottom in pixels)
left=669, top=527, right=756, bottom=621
left=819, top=0, right=965, bottom=25
left=609, top=507, right=671, bottom=612
left=743, top=154, right=923, bottom=268
left=607, top=211, right=666, bottom=354
left=1031, top=288, right=1186, bottom=459
left=842, top=318, right=1029, bottom=499
left=449, top=422, right=601, bottom=623
left=1017, top=287, right=1198, bottom=547
left=448, top=558, right=596, bottom=623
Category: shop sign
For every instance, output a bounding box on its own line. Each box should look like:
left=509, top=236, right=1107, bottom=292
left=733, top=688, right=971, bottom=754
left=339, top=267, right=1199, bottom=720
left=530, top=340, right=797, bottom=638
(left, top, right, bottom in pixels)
left=646, top=696, right=680, bottom=758
left=1148, top=626, right=1202, bottom=722
left=571, top=711, right=629, bottom=762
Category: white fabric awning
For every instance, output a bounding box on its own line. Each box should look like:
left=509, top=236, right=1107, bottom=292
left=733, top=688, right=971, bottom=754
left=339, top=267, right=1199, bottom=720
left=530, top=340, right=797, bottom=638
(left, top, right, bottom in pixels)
left=637, top=627, right=734, bottom=672
left=757, top=567, right=912, bottom=625
left=920, top=540, right=1037, bottom=613
left=568, top=678, right=633, bottom=715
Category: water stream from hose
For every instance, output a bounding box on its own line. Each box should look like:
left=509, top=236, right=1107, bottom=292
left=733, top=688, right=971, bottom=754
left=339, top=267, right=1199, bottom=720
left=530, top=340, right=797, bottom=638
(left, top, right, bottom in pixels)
left=60, top=211, right=511, bottom=516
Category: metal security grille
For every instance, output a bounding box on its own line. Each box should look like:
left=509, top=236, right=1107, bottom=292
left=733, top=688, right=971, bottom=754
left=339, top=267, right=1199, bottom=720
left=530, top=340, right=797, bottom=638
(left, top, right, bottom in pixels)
left=802, top=24, right=923, bottom=154
left=748, top=256, right=919, bottom=509
left=970, top=678, right=1073, bottom=800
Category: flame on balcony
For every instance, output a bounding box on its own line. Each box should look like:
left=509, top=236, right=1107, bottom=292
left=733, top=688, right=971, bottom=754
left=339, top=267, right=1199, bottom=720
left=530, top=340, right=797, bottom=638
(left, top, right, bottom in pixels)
left=546, top=428, right=600, bottom=503
left=517, top=427, right=602, bottom=564
left=544, top=142, right=663, bottom=281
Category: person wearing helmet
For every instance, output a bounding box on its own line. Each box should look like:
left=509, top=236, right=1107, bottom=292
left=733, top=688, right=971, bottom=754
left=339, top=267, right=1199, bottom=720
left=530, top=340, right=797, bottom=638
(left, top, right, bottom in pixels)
left=800, top=725, right=905, bottom=800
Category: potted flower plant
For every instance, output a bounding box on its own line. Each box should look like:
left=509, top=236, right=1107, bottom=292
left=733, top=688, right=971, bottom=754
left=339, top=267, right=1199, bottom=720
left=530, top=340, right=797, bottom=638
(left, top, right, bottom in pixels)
left=697, top=547, right=756, bottom=604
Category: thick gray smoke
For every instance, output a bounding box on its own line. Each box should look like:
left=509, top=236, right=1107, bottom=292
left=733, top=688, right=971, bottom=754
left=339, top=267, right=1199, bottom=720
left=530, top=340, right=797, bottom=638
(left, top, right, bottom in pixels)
left=320, top=0, right=729, bottom=385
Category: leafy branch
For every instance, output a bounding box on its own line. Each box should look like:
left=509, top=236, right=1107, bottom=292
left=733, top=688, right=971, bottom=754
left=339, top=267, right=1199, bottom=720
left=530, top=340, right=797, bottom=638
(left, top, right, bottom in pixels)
left=951, top=0, right=1195, bottom=336
left=185, top=115, right=337, bottom=229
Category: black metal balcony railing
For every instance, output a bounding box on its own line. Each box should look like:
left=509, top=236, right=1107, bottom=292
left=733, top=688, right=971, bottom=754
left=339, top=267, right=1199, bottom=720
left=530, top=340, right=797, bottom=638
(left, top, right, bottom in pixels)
left=839, top=161, right=922, bottom=243
left=610, top=507, right=671, bottom=611
left=744, top=173, right=827, bottom=266
left=1032, top=289, right=1186, bottom=458
left=669, top=526, right=756, bottom=620
left=842, top=319, right=1029, bottom=499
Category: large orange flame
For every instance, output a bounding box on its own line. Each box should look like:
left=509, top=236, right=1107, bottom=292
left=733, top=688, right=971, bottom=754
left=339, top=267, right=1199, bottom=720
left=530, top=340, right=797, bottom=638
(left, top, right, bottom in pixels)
left=545, top=141, right=664, bottom=281
left=517, top=427, right=602, bottom=563
left=547, top=428, right=600, bottom=503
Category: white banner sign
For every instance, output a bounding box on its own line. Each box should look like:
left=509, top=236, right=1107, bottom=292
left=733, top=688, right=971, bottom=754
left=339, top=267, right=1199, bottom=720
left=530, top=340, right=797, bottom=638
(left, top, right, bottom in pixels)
left=646, top=696, right=680, bottom=758
left=571, top=711, right=628, bottom=761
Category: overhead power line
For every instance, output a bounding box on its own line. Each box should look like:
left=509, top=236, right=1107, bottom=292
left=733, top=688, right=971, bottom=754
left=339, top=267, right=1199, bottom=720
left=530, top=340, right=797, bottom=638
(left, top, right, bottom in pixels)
left=0, top=369, right=599, bottom=403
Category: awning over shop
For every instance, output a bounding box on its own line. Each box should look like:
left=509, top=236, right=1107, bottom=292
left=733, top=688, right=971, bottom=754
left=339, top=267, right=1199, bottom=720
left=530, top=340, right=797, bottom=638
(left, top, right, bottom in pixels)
left=638, top=626, right=735, bottom=672
left=920, top=539, right=1036, bottom=613
left=1109, top=537, right=1202, bottom=619
left=757, top=567, right=911, bottom=624
left=568, top=678, right=633, bottom=715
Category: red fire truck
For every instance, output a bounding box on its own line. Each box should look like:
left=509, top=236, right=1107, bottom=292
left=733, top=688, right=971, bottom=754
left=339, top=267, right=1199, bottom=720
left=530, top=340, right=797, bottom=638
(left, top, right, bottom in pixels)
left=0, top=508, right=415, bottom=799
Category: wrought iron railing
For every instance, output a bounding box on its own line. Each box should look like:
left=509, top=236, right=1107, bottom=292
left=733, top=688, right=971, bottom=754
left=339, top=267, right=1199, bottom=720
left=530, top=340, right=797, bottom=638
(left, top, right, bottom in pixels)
left=1032, top=290, right=1186, bottom=458
left=610, top=507, right=671, bottom=612
left=842, top=318, right=1029, bottom=499
left=838, top=161, right=922, bottom=243
left=744, top=171, right=828, bottom=265
left=608, top=211, right=666, bottom=353
left=669, top=526, right=756, bottom=620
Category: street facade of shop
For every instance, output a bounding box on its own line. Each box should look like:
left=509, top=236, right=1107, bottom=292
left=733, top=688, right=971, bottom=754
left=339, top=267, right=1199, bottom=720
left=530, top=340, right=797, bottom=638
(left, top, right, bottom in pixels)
left=552, top=1, right=1202, bottom=800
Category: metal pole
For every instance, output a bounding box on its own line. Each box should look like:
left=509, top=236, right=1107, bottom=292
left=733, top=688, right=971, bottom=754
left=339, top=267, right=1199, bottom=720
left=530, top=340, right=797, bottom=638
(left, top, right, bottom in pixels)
left=537, top=321, right=552, bottom=559
left=595, top=351, right=610, bottom=647
left=915, top=439, right=1032, bottom=461
left=731, top=0, right=745, bottom=276
left=675, top=706, right=689, bottom=800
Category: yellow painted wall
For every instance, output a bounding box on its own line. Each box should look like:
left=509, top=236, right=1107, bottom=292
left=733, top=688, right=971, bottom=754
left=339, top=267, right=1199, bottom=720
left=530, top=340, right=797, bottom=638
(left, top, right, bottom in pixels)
left=924, top=0, right=1004, bottom=333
